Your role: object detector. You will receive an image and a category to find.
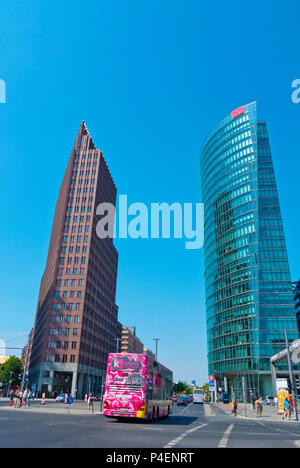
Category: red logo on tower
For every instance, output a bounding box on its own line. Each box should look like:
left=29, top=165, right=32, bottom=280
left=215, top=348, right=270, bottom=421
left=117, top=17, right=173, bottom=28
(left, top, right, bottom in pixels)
left=231, top=106, right=244, bottom=119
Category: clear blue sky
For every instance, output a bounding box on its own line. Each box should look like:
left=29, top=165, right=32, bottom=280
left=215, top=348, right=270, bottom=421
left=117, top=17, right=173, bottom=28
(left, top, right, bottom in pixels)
left=0, top=0, right=300, bottom=385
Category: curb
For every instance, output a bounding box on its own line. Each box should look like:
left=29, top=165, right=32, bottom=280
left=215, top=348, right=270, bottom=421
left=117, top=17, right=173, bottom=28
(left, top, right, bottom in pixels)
left=0, top=406, right=103, bottom=416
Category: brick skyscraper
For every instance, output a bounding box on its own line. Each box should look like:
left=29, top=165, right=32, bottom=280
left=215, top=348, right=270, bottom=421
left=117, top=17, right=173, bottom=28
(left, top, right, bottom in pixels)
left=28, top=122, right=122, bottom=397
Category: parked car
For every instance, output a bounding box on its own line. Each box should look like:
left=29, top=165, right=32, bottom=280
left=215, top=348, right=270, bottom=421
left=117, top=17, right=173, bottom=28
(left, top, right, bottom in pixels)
left=265, top=395, right=275, bottom=406
left=56, top=394, right=66, bottom=402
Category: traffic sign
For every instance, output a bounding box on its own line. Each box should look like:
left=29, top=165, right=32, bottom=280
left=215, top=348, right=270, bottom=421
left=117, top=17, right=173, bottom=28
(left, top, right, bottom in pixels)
left=208, top=375, right=214, bottom=382
left=209, top=381, right=215, bottom=387
left=67, top=396, right=74, bottom=405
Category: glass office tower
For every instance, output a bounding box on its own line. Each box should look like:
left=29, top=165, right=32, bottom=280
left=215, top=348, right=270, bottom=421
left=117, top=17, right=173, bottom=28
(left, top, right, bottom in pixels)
left=200, top=102, right=298, bottom=398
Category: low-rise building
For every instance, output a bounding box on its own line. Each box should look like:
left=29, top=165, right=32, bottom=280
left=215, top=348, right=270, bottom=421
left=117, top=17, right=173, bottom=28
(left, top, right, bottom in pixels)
left=143, top=348, right=155, bottom=359
left=121, top=326, right=144, bottom=354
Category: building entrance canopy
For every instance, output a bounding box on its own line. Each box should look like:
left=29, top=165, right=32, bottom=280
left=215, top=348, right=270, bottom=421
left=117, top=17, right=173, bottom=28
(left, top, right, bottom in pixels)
left=270, top=340, right=300, bottom=364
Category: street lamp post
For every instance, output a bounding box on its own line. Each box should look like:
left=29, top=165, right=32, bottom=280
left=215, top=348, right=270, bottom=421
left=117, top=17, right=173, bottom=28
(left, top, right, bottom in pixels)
left=100, top=374, right=106, bottom=413
left=7, top=371, right=13, bottom=397
left=22, top=332, right=32, bottom=391
left=214, top=369, right=221, bottom=403
left=114, top=337, right=121, bottom=353
left=242, top=375, right=247, bottom=418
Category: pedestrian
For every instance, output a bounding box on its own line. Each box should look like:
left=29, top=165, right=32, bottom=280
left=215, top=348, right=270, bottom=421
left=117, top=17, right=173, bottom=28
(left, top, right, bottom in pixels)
left=252, top=396, right=256, bottom=410
left=282, top=398, right=291, bottom=421
left=255, top=396, right=263, bottom=417
left=274, top=396, right=278, bottom=409
left=232, top=398, right=238, bottom=417
left=88, top=392, right=95, bottom=413
left=23, top=388, right=29, bottom=407
left=27, top=389, right=31, bottom=407
left=14, top=389, right=19, bottom=408
left=9, top=389, right=15, bottom=407
left=41, top=392, right=46, bottom=405
left=18, top=389, right=23, bottom=408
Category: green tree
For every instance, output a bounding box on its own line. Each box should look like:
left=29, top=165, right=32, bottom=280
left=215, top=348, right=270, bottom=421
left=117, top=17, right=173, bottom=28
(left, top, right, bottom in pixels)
left=202, top=383, right=209, bottom=394
left=172, top=381, right=193, bottom=395
left=0, top=357, right=23, bottom=388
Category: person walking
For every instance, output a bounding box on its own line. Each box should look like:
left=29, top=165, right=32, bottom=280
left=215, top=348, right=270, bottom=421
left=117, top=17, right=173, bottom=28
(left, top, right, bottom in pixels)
left=9, top=389, right=15, bottom=407
left=282, top=398, right=291, bottom=421
left=252, top=396, right=256, bottom=411
left=22, top=388, right=28, bottom=407
left=40, top=392, right=46, bottom=405
left=256, top=396, right=263, bottom=417
left=274, top=396, right=279, bottom=409
left=232, top=398, right=238, bottom=417
left=17, top=389, right=23, bottom=408
left=14, top=389, right=19, bottom=408
left=27, top=389, right=31, bottom=407
left=259, top=396, right=264, bottom=417
left=88, top=392, right=95, bottom=413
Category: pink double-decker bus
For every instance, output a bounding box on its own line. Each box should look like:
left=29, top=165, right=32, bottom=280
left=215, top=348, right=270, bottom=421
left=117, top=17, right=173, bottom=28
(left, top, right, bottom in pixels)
left=103, top=353, right=173, bottom=421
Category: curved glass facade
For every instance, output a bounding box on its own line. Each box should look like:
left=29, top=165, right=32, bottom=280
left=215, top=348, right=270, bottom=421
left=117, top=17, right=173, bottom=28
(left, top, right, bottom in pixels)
left=200, top=102, right=298, bottom=397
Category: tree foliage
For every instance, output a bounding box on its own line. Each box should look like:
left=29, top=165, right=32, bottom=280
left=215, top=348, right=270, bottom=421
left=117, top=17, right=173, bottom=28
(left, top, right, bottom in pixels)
left=0, top=357, right=24, bottom=387
left=172, top=381, right=193, bottom=395
left=202, top=383, right=209, bottom=394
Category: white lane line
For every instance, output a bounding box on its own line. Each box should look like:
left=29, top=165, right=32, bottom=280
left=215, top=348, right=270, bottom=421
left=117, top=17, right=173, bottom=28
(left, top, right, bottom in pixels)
left=218, top=424, right=234, bottom=448
left=275, top=428, right=300, bottom=437
left=186, top=424, right=209, bottom=434
left=163, top=423, right=207, bottom=448
left=252, top=418, right=300, bottom=437
left=177, top=405, right=192, bottom=415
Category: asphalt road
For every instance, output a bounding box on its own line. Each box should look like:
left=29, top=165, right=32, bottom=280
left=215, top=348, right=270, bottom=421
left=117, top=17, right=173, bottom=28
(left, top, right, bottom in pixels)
left=0, top=401, right=300, bottom=448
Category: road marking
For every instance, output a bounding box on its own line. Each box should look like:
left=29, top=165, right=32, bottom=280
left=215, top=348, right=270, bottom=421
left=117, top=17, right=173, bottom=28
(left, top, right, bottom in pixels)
left=163, top=423, right=207, bottom=448
left=218, top=424, right=234, bottom=448
left=177, top=405, right=192, bottom=415
left=186, top=424, right=208, bottom=434
left=275, top=428, right=300, bottom=437
left=251, top=419, right=267, bottom=427
left=244, top=419, right=300, bottom=439
left=143, top=428, right=165, bottom=431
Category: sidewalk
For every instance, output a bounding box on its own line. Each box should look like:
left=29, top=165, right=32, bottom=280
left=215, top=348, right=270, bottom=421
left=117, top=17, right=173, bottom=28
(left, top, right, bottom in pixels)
left=213, top=402, right=300, bottom=423
left=0, top=399, right=103, bottom=416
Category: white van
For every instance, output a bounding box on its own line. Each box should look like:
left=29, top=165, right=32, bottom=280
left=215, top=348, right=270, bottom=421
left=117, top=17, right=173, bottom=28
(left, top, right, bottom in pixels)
left=193, top=389, right=204, bottom=404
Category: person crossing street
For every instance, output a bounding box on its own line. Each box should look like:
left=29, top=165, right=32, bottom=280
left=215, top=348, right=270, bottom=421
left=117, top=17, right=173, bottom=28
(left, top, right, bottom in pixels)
left=232, top=398, right=238, bottom=417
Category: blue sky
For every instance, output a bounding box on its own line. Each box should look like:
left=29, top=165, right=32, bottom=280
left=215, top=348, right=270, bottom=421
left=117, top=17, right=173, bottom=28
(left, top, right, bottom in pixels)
left=0, top=0, right=300, bottom=384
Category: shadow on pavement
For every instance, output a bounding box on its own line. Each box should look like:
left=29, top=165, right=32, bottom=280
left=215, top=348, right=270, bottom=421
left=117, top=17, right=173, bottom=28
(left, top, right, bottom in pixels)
left=108, top=416, right=199, bottom=426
